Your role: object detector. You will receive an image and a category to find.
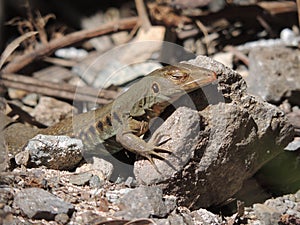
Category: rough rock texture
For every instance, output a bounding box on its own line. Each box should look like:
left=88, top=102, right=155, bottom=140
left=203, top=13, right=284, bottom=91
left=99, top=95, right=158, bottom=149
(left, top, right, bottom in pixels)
left=115, top=186, right=176, bottom=220
left=68, top=172, right=93, bottom=186
left=31, top=96, right=75, bottom=126
left=75, top=157, right=114, bottom=181
left=190, top=208, right=223, bottom=224
left=134, top=107, right=202, bottom=184
left=246, top=46, right=300, bottom=104
left=134, top=55, right=294, bottom=209
left=253, top=203, right=281, bottom=225
left=13, top=188, right=74, bottom=220
left=245, top=189, right=300, bottom=225
left=16, top=134, right=83, bottom=170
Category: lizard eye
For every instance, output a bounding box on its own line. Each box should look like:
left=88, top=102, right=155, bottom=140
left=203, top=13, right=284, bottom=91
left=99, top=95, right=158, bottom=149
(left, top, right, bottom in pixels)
left=152, top=82, right=160, bottom=93
left=165, top=69, right=189, bottom=81
left=171, top=71, right=187, bottom=80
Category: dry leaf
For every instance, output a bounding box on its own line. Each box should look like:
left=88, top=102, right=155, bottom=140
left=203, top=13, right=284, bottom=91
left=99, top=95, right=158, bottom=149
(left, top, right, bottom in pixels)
left=0, top=31, right=38, bottom=70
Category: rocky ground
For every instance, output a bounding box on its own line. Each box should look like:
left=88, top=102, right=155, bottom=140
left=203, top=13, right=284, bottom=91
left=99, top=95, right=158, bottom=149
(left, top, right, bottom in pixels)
left=1, top=1, right=300, bottom=225
left=1, top=54, right=299, bottom=225
left=0, top=167, right=300, bottom=225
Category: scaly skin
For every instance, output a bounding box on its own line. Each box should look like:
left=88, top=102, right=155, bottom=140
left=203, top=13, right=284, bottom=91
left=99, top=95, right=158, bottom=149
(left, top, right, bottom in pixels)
left=6, top=63, right=217, bottom=162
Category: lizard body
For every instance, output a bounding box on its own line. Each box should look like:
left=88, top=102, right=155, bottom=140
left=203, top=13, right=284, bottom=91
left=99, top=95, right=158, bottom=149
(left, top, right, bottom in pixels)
left=6, top=63, right=217, bottom=161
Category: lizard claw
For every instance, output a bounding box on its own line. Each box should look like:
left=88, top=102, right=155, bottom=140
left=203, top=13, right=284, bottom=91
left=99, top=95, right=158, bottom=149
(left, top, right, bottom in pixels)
left=142, top=154, right=161, bottom=173
left=153, top=146, right=173, bottom=154
left=139, top=146, right=171, bottom=161
left=138, top=140, right=172, bottom=172
left=116, top=132, right=172, bottom=171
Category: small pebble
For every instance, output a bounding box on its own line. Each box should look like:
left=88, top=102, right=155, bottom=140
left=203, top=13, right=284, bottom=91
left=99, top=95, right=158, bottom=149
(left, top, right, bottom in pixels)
left=69, top=173, right=92, bottom=186
left=89, top=175, right=104, bottom=188
left=124, top=176, right=136, bottom=188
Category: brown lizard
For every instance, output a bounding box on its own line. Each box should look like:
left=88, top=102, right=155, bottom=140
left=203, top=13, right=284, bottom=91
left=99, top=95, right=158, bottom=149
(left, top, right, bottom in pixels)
left=5, top=63, right=217, bottom=163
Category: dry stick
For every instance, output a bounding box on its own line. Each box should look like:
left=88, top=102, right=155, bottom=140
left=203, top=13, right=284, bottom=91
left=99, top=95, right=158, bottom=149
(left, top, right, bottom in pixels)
left=1, top=73, right=117, bottom=99
left=1, top=74, right=118, bottom=104
left=0, top=31, right=38, bottom=70
left=256, top=15, right=275, bottom=38
left=1, top=79, right=110, bottom=104
left=1, top=17, right=138, bottom=74
left=196, top=20, right=209, bottom=54
left=225, top=46, right=249, bottom=66
left=135, top=0, right=151, bottom=30
left=43, top=56, right=77, bottom=67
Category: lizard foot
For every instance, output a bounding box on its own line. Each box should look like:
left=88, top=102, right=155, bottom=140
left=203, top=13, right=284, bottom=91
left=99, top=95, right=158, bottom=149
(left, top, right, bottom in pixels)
left=137, top=140, right=173, bottom=172
left=116, top=132, right=172, bottom=171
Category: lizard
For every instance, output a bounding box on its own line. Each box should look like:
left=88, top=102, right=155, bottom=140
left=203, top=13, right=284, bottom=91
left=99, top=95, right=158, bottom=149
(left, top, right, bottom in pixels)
left=4, top=63, right=217, bottom=164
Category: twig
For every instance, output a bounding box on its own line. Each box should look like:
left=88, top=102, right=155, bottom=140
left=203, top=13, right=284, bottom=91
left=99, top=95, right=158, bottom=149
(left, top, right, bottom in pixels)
left=225, top=46, right=249, bottom=66
left=0, top=73, right=118, bottom=104
left=256, top=15, right=275, bottom=38
left=7, top=102, right=47, bottom=128
left=0, top=31, right=38, bottom=70
left=196, top=20, right=209, bottom=54
left=258, top=1, right=297, bottom=15
left=1, top=17, right=138, bottom=74
left=135, top=0, right=151, bottom=30
left=43, top=57, right=77, bottom=67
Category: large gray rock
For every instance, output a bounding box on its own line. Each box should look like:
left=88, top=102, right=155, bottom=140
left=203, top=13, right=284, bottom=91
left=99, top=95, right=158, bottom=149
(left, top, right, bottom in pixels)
left=253, top=203, right=281, bottom=225
left=246, top=190, right=300, bottom=225
left=134, top=107, right=202, bottom=184
left=189, top=208, right=223, bottom=225
left=115, top=186, right=175, bottom=220
left=15, top=134, right=83, bottom=170
left=134, top=55, right=294, bottom=209
left=13, top=188, right=74, bottom=220
left=246, top=46, right=300, bottom=104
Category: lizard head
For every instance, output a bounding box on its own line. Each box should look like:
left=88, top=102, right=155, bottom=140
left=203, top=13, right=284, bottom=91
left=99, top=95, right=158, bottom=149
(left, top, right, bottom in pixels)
left=112, top=63, right=217, bottom=118
left=147, top=63, right=217, bottom=100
